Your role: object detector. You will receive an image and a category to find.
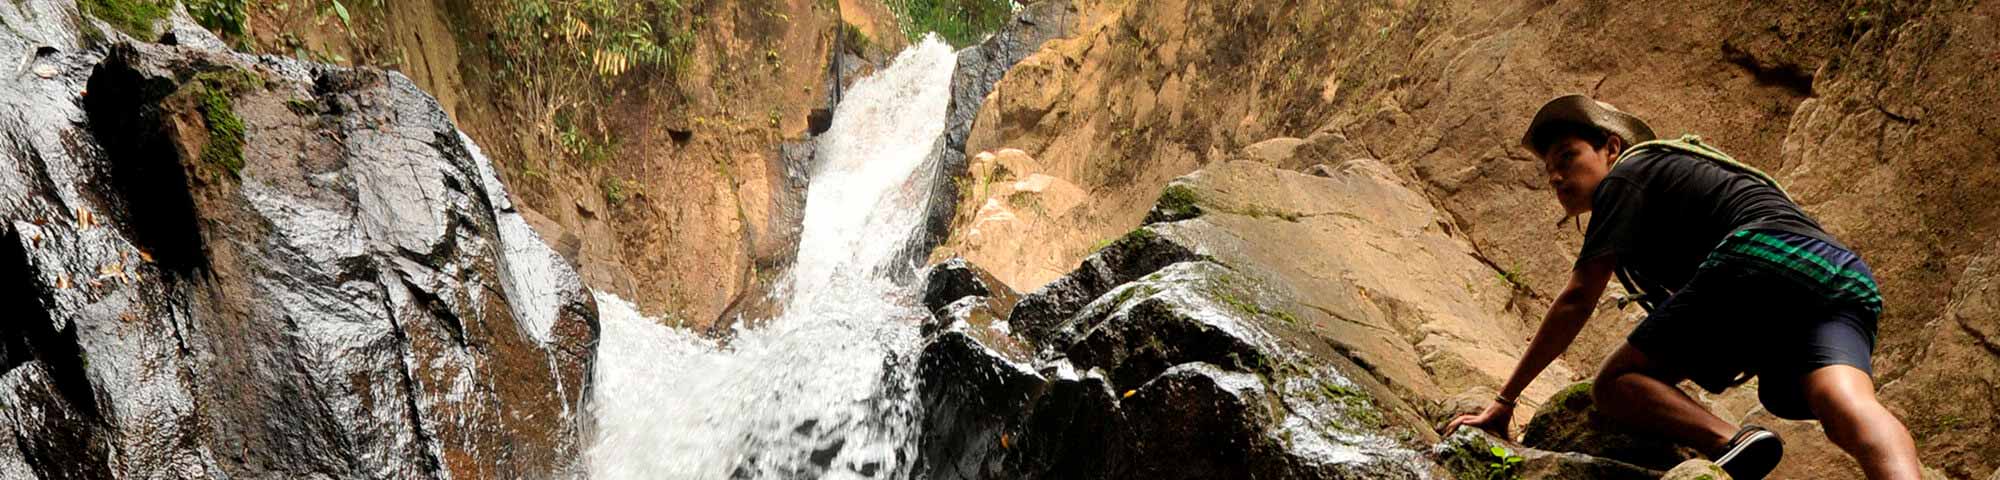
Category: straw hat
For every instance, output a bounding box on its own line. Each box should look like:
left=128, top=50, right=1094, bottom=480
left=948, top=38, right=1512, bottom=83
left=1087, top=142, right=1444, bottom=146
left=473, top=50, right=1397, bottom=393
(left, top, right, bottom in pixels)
left=1521, top=94, right=1657, bottom=153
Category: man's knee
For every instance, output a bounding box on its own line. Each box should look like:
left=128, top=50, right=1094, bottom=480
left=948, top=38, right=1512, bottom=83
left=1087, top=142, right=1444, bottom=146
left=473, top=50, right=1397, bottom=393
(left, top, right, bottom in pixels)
left=1801, top=365, right=1883, bottom=426
left=1593, top=344, right=1658, bottom=404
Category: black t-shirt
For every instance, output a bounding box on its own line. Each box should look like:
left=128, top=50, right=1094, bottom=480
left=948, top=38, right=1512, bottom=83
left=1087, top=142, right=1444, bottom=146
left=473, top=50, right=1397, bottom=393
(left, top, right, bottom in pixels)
left=1576, top=148, right=1839, bottom=291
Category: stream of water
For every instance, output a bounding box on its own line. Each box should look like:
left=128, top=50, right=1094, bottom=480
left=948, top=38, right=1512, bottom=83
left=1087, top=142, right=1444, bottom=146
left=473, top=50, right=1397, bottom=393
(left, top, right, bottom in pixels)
left=585, top=37, right=958, bottom=480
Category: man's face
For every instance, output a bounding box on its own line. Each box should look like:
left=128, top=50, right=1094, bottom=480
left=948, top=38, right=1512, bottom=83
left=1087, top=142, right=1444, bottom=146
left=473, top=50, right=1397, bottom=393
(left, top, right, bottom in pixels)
left=1539, top=136, right=1617, bottom=216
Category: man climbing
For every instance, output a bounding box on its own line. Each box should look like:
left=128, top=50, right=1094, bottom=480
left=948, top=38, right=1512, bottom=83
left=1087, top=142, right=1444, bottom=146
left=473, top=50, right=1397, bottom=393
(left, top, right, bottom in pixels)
left=1442, top=95, right=1923, bottom=480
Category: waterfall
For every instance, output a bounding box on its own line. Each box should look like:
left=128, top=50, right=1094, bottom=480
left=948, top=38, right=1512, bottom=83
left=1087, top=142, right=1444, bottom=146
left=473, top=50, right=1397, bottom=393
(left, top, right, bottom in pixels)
left=586, top=37, right=959, bottom=479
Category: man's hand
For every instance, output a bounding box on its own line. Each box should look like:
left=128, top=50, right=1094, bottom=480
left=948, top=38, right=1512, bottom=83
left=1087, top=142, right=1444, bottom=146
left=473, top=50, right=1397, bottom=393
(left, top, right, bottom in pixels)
left=1442, top=401, right=1515, bottom=439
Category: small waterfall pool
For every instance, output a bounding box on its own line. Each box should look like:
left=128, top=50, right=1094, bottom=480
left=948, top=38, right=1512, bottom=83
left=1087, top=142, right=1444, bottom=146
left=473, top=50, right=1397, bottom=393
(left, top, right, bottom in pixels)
left=585, top=37, right=959, bottom=479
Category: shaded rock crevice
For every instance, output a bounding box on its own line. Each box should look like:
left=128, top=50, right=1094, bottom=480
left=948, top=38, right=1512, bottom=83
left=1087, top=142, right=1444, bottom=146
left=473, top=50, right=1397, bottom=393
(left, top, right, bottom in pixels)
left=82, top=44, right=211, bottom=278
left=0, top=228, right=101, bottom=423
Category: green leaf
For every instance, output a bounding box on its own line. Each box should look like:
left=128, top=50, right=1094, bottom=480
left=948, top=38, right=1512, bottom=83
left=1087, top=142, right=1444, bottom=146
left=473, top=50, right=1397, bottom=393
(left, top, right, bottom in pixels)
left=332, top=0, right=352, bottom=29
left=1488, top=446, right=1508, bottom=457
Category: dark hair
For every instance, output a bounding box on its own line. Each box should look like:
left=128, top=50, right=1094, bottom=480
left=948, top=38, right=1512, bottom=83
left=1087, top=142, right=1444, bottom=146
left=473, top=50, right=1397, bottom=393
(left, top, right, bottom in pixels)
left=1528, top=120, right=1612, bottom=156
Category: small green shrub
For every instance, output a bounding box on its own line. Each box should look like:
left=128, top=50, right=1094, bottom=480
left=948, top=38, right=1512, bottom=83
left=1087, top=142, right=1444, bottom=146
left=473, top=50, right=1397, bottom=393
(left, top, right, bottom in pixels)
left=600, top=176, right=628, bottom=206
left=186, top=0, right=250, bottom=36
left=886, top=0, right=1012, bottom=47
left=1480, top=445, right=1527, bottom=480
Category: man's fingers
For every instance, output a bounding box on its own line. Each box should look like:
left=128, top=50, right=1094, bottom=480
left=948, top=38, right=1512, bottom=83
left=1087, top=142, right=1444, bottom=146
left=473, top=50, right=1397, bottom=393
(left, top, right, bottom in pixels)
left=1441, top=415, right=1468, bottom=435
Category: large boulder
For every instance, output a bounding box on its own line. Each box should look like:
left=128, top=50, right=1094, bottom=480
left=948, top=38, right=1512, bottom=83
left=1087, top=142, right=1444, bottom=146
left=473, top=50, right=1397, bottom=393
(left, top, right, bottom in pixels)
left=1519, top=382, right=1701, bottom=470
left=915, top=159, right=1638, bottom=478
left=0, top=6, right=594, bottom=478
left=1433, top=429, right=1660, bottom=480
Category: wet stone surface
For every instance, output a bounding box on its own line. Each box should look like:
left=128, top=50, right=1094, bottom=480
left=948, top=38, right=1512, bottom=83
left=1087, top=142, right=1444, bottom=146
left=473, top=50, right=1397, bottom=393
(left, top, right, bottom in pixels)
left=0, top=5, right=596, bottom=478
left=912, top=223, right=1440, bottom=479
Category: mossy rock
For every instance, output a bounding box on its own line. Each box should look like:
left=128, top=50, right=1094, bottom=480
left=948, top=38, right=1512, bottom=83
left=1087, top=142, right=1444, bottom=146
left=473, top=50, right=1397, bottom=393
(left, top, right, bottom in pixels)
left=1518, top=382, right=1699, bottom=471
left=172, top=70, right=266, bottom=179
left=1660, top=459, right=1731, bottom=480
left=80, top=0, right=173, bottom=39
left=1434, top=429, right=1660, bottom=480
left=1144, top=183, right=1204, bottom=223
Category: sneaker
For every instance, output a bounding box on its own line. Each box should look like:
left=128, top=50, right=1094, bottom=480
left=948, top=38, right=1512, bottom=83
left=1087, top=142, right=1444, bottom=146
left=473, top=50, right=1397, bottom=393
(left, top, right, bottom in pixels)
left=1714, top=425, right=1785, bottom=480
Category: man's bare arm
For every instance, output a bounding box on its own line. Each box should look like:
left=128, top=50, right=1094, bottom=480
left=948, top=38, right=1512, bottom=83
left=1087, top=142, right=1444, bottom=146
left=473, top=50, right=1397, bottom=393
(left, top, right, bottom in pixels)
left=1445, top=254, right=1615, bottom=437
left=1496, top=255, right=1615, bottom=402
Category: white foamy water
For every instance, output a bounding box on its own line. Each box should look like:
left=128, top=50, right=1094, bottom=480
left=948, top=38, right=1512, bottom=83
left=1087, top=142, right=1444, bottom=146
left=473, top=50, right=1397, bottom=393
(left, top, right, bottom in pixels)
left=586, top=37, right=959, bottom=479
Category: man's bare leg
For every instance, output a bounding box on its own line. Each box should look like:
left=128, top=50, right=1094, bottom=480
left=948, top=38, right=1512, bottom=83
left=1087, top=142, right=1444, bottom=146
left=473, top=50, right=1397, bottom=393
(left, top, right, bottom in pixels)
left=1592, top=342, right=1737, bottom=454
left=1800, top=365, right=1922, bottom=480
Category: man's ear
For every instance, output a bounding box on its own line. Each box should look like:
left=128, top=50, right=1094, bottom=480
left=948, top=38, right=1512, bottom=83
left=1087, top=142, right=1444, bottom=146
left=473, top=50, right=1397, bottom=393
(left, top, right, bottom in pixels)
left=1602, top=135, right=1627, bottom=163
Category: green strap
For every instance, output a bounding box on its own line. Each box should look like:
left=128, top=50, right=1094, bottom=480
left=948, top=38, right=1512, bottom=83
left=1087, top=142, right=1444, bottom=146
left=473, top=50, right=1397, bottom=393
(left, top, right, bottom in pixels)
left=1614, top=135, right=1793, bottom=201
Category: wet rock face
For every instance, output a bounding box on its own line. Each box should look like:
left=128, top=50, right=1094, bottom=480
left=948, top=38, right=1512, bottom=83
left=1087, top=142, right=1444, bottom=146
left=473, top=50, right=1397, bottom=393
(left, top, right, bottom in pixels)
left=913, top=159, right=1692, bottom=478
left=914, top=221, right=1441, bottom=479
left=0, top=8, right=594, bottom=478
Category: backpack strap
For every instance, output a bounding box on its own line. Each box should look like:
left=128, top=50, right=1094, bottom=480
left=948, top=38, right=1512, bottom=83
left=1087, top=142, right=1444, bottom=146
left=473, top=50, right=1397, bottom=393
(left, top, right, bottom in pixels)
left=1616, top=134, right=1793, bottom=201
left=1606, top=135, right=1791, bottom=312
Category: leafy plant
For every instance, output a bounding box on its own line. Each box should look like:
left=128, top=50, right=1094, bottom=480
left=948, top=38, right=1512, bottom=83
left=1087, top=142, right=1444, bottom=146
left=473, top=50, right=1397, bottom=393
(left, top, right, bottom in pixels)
left=1480, top=445, right=1526, bottom=480
left=331, top=0, right=352, bottom=32
left=886, top=0, right=1013, bottom=47
left=600, top=176, right=628, bottom=206
left=477, top=0, right=695, bottom=167
left=186, top=0, right=250, bottom=36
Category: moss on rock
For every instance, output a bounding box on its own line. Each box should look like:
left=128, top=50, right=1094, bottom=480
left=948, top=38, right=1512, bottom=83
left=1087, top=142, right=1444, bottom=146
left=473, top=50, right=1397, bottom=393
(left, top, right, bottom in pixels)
left=79, top=0, right=172, bottom=39
left=1146, top=183, right=1204, bottom=222
left=1518, top=381, right=1698, bottom=471
left=181, top=70, right=266, bottom=179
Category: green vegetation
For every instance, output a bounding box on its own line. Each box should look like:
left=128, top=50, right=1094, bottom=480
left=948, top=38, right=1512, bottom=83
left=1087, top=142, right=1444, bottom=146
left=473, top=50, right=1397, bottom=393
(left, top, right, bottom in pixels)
left=79, top=0, right=172, bottom=38
left=489, top=0, right=694, bottom=83
left=1316, top=379, right=1383, bottom=428
left=285, top=98, right=319, bottom=116
left=1478, top=445, right=1527, bottom=480
left=840, top=21, right=874, bottom=53
left=1090, top=226, right=1159, bottom=255
left=184, top=70, right=266, bottom=178
left=885, top=0, right=1012, bottom=47
left=186, top=0, right=250, bottom=36
left=1498, top=265, right=1526, bottom=288
left=1441, top=435, right=1527, bottom=480
left=600, top=176, right=629, bottom=206
left=557, top=112, right=618, bottom=166
left=1155, top=184, right=1203, bottom=217
left=478, top=0, right=695, bottom=167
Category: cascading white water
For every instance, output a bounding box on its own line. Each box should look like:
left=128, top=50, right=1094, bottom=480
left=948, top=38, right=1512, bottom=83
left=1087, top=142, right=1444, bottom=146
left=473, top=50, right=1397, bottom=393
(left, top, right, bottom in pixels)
left=586, top=37, right=959, bottom=479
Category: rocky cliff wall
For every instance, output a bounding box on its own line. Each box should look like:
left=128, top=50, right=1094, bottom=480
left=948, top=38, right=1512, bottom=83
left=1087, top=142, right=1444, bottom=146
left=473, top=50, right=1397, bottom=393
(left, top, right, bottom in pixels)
left=0, top=2, right=595, bottom=477
left=937, top=1, right=2000, bottom=478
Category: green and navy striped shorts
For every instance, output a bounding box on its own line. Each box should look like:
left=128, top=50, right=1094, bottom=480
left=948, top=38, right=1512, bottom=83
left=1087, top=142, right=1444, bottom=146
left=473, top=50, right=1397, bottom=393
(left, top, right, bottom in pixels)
left=1701, top=229, right=1883, bottom=311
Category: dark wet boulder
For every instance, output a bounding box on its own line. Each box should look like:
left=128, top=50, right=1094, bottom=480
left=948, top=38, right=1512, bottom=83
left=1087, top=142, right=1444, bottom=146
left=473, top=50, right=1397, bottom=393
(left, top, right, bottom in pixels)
left=0, top=9, right=594, bottom=478
left=1434, top=429, right=1661, bottom=480
left=1048, top=261, right=1291, bottom=391
left=916, top=249, right=1437, bottom=478
left=921, top=257, right=1019, bottom=317
left=1007, top=226, right=1203, bottom=345
left=1118, top=362, right=1431, bottom=480
left=914, top=331, right=1047, bottom=478
left=1519, top=382, right=1701, bottom=470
